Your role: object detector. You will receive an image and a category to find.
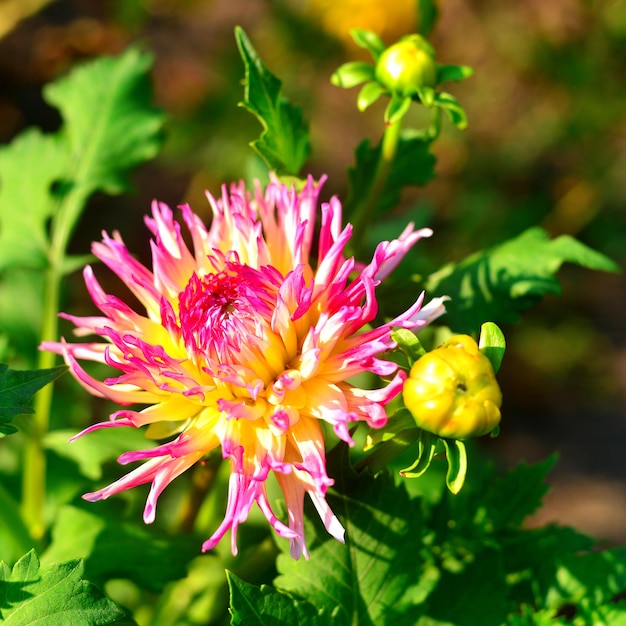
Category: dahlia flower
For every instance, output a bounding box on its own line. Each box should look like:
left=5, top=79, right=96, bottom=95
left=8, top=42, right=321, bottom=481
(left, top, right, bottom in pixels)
left=42, top=175, right=444, bottom=559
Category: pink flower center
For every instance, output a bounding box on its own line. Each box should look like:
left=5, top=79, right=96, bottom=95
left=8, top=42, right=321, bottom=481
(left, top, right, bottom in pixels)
left=178, top=262, right=275, bottom=362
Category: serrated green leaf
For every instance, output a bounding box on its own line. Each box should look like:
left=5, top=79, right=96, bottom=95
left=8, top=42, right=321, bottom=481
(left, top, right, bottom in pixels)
left=425, top=227, right=620, bottom=334
left=485, top=456, right=557, bottom=529
left=424, top=548, right=509, bottom=626
left=0, top=47, right=164, bottom=277
left=44, top=46, right=164, bottom=197
left=227, top=571, right=326, bottom=626
left=545, top=546, right=626, bottom=610
left=42, top=505, right=196, bottom=593
left=275, top=468, right=431, bottom=626
left=350, top=29, right=386, bottom=60
left=0, top=550, right=128, bottom=625
left=501, top=524, right=594, bottom=608
left=235, top=27, right=310, bottom=176
left=331, top=61, right=375, bottom=89
left=0, top=364, right=67, bottom=436
left=478, top=322, right=506, bottom=373
left=0, top=131, right=68, bottom=271
left=346, top=130, right=436, bottom=220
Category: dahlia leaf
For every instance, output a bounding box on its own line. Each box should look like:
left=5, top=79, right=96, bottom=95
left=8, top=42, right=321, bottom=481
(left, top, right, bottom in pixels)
left=544, top=546, right=626, bottom=610
left=0, top=47, right=163, bottom=274
left=425, top=227, right=620, bottom=334
left=422, top=548, right=510, bottom=625
left=43, top=46, right=164, bottom=197
left=0, top=550, right=128, bottom=625
left=44, top=427, right=150, bottom=480
left=0, top=130, right=68, bottom=271
left=346, top=131, right=436, bottom=220
left=480, top=456, right=557, bottom=531
left=275, top=469, right=432, bottom=626
left=0, top=363, right=67, bottom=437
left=43, top=506, right=196, bottom=593
left=0, top=482, right=33, bottom=565
left=227, top=571, right=326, bottom=626
left=235, top=26, right=310, bottom=176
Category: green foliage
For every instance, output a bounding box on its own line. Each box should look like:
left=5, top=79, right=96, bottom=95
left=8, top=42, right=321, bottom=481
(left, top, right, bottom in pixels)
left=43, top=506, right=197, bottom=593
left=0, top=132, right=68, bottom=271
left=235, top=27, right=310, bottom=177
left=425, top=227, right=620, bottom=334
left=275, top=467, right=432, bottom=626
left=0, top=363, right=66, bottom=437
left=236, top=456, right=626, bottom=626
left=0, top=550, right=130, bottom=625
left=345, top=131, right=436, bottom=220
left=227, top=571, right=326, bottom=625
left=44, top=427, right=151, bottom=481
left=0, top=47, right=164, bottom=274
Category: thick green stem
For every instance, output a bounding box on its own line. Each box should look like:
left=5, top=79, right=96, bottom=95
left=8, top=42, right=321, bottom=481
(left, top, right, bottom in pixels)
left=20, top=190, right=81, bottom=541
left=20, top=263, right=61, bottom=540
left=349, top=116, right=404, bottom=258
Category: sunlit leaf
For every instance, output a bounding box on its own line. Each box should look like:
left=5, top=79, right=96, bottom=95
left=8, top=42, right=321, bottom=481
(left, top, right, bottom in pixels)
left=44, top=427, right=150, bottom=480
left=43, top=506, right=196, bottom=593
left=0, top=131, right=68, bottom=271
left=0, top=47, right=164, bottom=275
left=346, top=130, right=436, bottom=220
left=235, top=27, right=310, bottom=176
left=0, top=550, right=128, bottom=625
left=228, top=571, right=326, bottom=625
left=275, top=466, right=434, bottom=626
left=0, top=363, right=66, bottom=437
left=44, top=46, right=164, bottom=197
left=425, top=227, right=620, bottom=334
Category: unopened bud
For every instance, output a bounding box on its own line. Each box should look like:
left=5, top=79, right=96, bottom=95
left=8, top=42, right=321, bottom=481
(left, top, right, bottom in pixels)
left=375, top=35, right=437, bottom=97
left=402, top=335, right=502, bottom=439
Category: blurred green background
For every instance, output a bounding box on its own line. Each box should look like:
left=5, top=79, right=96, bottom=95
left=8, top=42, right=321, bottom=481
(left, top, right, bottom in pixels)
left=0, top=0, right=625, bottom=542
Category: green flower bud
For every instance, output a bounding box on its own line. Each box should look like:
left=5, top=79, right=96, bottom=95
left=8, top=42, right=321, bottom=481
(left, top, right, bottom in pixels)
left=375, top=35, right=437, bottom=97
left=402, top=335, right=502, bottom=439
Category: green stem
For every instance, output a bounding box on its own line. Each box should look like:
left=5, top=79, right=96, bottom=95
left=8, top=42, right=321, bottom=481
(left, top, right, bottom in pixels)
left=349, top=115, right=404, bottom=258
left=20, top=190, right=82, bottom=541
left=21, top=264, right=61, bottom=540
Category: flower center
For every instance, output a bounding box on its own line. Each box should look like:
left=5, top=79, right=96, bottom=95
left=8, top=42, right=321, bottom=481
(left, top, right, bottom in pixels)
left=178, top=262, right=274, bottom=363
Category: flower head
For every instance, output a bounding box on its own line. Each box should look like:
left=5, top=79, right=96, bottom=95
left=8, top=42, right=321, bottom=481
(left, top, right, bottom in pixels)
left=43, top=175, right=442, bottom=559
